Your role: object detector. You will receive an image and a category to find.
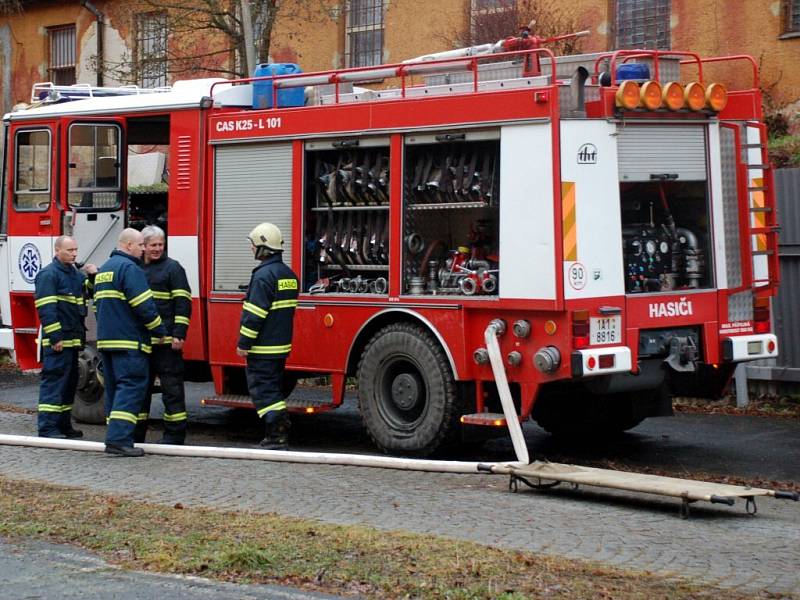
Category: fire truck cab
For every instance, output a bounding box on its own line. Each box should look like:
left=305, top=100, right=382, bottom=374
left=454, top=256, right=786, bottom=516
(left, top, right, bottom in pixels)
left=0, top=46, right=779, bottom=456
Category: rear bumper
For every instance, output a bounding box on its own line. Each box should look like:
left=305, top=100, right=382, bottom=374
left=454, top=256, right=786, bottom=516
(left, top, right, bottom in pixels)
left=722, top=334, right=778, bottom=362
left=571, top=346, right=632, bottom=377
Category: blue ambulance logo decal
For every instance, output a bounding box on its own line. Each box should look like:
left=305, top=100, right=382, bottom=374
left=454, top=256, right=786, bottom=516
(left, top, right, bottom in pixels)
left=19, top=243, right=42, bottom=284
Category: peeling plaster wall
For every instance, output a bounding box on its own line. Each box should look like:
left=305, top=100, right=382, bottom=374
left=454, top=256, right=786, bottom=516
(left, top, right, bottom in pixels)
left=1, top=25, right=11, bottom=113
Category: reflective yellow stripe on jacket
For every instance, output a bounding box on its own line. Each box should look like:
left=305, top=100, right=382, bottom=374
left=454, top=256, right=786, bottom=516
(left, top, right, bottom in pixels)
left=248, top=344, right=292, bottom=355
left=243, top=301, right=268, bottom=318
left=41, top=338, right=82, bottom=348
left=97, top=340, right=152, bottom=354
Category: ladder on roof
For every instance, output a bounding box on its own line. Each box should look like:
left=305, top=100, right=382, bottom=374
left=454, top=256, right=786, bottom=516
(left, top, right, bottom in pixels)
left=31, top=82, right=172, bottom=103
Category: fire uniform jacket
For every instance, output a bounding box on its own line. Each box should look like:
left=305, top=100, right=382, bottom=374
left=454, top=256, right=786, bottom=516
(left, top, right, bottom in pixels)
left=34, top=258, right=89, bottom=349
left=94, top=249, right=167, bottom=353
left=143, top=256, right=192, bottom=345
left=238, top=254, right=299, bottom=358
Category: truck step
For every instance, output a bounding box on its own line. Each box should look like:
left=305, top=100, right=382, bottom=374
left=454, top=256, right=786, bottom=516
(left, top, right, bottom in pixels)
left=460, top=412, right=508, bottom=426
left=201, top=393, right=337, bottom=413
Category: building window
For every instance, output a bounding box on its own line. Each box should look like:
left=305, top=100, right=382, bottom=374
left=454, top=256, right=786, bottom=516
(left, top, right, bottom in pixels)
left=346, top=0, right=384, bottom=67
left=136, top=12, right=168, bottom=88
left=615, top=0, right=671, bottom=50
left=47, top=25, right=76, bottom=85
left=784, top=0, right=800, bottom=34
left=469, top=0, right=516, bottom=45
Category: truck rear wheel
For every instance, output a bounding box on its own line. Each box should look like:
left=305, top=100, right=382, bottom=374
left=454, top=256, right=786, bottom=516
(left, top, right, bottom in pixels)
left=357, top=323, right=458, bottom=456
left=72, top=345, right=105, bottom=424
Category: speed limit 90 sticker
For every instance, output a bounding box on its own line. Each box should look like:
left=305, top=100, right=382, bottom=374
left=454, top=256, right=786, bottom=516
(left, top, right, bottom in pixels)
left=567, top=261, right=587, bottom=290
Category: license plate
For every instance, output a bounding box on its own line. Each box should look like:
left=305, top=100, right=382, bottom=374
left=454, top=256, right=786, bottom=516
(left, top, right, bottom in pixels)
left=590, top=316, right=621, bottom=345
left=747, top=341, right=763, bottom=355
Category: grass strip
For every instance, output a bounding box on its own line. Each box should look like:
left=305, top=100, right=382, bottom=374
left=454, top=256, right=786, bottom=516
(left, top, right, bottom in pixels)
left=0, top=476, right=767, bottom=599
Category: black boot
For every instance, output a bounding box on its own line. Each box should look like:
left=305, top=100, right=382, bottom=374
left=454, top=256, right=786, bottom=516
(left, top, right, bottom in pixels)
left=259, top=412, right=290, bottom=450
left=105, top=444, right=145, bottom=457
left=63, top=425, right=84, bottom=439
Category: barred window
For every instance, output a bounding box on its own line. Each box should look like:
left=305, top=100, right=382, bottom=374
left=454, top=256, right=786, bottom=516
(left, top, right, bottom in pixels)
left=469, top=0, right=516, bottom=45
left=786, top=0, right=800, bottom=33
left=136, top=12, right=168, bottom=88
left=346, top=0, right=384, bottom=67
left=615, top=0, right=671, bottom=50
left=48, top=25, right=76, bottom=85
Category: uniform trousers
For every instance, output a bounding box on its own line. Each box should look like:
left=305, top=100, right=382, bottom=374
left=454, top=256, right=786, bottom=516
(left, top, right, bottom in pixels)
left=101, top=350, right=149, bottom=447
left=134, top=345, right=187, bottom=443
left=38, top=347, right=79, bottom=436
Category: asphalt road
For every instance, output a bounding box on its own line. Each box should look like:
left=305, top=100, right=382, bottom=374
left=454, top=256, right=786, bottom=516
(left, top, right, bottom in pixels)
left=0, top=538, right=341, bottom=600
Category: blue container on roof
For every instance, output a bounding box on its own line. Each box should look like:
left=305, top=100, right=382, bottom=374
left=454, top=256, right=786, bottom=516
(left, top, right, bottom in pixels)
left=252, top=63, right=305, bottom=109
left=616, top=63, right=650, bottom=82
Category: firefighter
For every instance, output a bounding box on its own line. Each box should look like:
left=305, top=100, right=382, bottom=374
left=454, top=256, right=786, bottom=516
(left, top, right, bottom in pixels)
left=33, top=236, right=97, bottom=438
left=236, top=222, right=299, bottom=450
left=134, top=225, right=192, bottom=445
left=94, top=228, right=167, bottom=457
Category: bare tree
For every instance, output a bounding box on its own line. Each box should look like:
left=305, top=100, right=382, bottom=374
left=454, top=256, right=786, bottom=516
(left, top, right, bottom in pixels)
left=469, top=0, right=586, bottom=56
left=0, top=0, right=22, bottom=15
left=103, top=0, right=333, bottom=85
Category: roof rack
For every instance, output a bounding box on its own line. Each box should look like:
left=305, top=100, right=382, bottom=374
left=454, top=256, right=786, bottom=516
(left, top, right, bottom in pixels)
left=31, top=82, right=172, bottom=104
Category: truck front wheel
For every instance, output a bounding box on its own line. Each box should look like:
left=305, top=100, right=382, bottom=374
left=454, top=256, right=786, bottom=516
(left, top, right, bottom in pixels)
left=357, top=323, right=458, bottom=456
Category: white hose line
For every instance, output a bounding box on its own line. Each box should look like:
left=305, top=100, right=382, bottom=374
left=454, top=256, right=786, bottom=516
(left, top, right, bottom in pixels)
left=0, top=434, right=522, bottom=475
left=484, top=322, right=531, bottom=465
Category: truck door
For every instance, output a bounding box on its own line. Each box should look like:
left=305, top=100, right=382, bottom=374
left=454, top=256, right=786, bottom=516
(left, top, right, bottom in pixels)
left=5, top=121, right=60, bottom=368
left=61, top=121, right=125, bottom=269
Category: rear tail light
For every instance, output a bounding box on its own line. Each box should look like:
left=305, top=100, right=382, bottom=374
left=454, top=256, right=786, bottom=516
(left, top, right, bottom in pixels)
left=572, top=309, right=590, bottom=349
left=753, top=297, right=771, bottom=333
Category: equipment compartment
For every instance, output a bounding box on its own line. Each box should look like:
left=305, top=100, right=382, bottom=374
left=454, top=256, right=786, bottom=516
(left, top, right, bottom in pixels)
left=402, top=135, right=500, bottom=296
left=303, top=139, right=390, bottom=294
left=620, top=180, right=712, bottom=293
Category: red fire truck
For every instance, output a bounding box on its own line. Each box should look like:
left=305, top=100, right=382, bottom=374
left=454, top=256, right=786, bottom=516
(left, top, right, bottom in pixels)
left=0, top=42, right=779, bottom=456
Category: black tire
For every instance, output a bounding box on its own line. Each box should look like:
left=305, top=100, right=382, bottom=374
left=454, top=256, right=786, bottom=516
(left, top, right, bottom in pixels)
left=72, top=346, right=105, bottom=424
left=357, top=323, right=458, bottom=456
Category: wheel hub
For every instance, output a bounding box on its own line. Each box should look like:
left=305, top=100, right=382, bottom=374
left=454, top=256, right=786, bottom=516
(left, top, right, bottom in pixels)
left=390, top=373, right=421, bottom=411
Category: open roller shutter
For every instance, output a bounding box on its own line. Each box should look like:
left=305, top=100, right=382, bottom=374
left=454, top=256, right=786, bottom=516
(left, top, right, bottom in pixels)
left=617, top=124, right=707, bottom=182
left=214, top=143, right=293, bottom=291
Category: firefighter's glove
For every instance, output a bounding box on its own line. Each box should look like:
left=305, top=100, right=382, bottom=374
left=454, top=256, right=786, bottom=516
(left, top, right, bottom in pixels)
left=236, top=347, right=248, bottom=357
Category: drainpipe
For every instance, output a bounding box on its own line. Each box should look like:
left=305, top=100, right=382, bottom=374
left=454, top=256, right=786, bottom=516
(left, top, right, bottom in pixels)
left=80, top=0, right=104, bottom=87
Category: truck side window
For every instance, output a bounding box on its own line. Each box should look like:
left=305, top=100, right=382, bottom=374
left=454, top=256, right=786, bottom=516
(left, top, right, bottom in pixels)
left=68, top=123, right=122, bottom=211
left=14, top=129, right=51, bottom=212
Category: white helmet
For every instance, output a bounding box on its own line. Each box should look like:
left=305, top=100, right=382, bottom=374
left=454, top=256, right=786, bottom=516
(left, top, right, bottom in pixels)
left=248, top=222, right=283, bottom=252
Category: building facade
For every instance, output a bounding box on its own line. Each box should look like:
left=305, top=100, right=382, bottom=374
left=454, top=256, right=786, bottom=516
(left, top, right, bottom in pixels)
left=1, top=1, right=799, bottom=117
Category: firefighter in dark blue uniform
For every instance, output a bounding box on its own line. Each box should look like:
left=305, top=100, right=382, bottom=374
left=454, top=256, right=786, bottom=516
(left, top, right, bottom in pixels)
left=94, top=228, right=167, bottom=457
left=135, top=225, right=192, bottom=445
left=236, top=222, right=299, bottom=450
left=33, top=236, right=96, bottom=438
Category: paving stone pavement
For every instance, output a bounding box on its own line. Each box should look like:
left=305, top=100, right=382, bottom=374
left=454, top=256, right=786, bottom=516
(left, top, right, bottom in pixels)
left=0, top=411, right=798, bottom=596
